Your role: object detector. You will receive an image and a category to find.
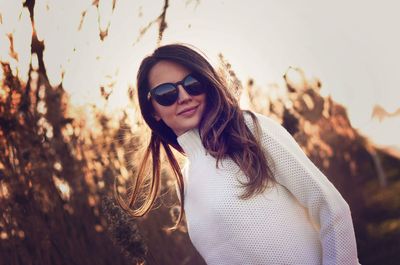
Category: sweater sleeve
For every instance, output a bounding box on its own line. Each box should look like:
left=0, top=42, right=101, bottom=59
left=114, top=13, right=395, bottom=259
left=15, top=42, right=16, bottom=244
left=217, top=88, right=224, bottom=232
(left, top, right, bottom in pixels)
left=252, top=113, right=360, bottom=265
left=175, top=160, right=189, bottom=203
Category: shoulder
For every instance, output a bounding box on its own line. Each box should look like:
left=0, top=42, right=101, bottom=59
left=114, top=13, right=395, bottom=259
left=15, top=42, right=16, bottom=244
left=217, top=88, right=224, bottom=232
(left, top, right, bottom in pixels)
left=243, top=110, right=286, bottom=135
left=243, top=110, right=299, bottom=153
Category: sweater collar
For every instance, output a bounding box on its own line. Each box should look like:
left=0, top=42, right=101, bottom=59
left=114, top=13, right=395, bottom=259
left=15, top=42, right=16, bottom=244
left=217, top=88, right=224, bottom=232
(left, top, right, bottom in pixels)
left=176, top=128, right=207, bottom=158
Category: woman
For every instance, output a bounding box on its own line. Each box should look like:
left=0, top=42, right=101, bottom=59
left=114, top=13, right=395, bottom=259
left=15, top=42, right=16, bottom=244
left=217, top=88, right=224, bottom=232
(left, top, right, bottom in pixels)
left=116, top=43, right=360, bottom=264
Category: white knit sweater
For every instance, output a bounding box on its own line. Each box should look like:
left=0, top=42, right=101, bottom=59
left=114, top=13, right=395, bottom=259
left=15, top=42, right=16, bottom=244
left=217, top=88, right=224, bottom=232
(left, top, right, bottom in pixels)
left=176, top=111, right=360, bottom=265
left=178, top=114, right=359, bottom=265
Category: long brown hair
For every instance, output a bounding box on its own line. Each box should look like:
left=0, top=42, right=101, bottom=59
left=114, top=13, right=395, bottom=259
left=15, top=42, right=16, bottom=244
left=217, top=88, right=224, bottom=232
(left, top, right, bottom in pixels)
left=115, top=43, right=275, bottom=230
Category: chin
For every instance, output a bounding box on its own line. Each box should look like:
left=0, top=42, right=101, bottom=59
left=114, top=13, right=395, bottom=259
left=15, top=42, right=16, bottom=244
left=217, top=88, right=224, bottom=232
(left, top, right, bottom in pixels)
left=175, top=117, right=201, bottom=135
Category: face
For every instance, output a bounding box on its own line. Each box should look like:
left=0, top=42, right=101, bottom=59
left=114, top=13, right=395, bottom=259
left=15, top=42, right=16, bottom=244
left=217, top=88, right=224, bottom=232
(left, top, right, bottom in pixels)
left=148, top=60, right=207, bottom=136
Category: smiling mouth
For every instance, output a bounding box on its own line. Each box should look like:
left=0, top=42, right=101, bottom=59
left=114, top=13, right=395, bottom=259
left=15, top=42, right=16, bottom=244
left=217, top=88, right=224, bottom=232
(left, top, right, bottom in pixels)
left=178, top=105, right=198, bottom=115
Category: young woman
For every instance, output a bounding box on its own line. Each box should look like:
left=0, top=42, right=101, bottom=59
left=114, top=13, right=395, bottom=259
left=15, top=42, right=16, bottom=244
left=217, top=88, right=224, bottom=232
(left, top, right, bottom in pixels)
left=116, top=43, right=360, bottom=264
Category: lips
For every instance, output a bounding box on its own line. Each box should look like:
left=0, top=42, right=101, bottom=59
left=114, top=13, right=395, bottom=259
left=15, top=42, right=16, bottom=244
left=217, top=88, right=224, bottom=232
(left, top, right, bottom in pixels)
left=178, top=105, right=198, bottom=115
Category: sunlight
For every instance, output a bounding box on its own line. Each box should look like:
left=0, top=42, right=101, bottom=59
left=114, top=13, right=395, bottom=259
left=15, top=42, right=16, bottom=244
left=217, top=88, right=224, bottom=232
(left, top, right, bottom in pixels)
left=98, top=0, right=113, bottom=33
left=0, top=231, right=8, bottom=240
left=284, top=67, right=308, bottom=92
left=0, top=182, right=10, bottom=200
left=0, top=34, right=9, bottom=64
left=239, top=86, right=251, bottom=110
left=0, top=0, right=398, bottom=148
left=0, top=84, right=7, bottom=104
left=0, top=1, right=31, bottom=81
left=52, top=175, right=71, bottom=201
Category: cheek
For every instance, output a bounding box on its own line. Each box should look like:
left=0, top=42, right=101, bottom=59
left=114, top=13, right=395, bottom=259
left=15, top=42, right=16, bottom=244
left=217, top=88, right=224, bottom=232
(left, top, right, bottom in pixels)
left=195, top=94, right=206, bottom=104
left=151, top=101, right=175, bottom=120
left=151, top=101, right=163, bottom=119
left=197, top=94, right=207, bottom=110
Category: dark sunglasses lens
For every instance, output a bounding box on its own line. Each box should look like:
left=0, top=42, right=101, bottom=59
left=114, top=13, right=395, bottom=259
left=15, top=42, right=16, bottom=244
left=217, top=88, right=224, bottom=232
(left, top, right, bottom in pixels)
left=152, top=84, right=178, bottom=106
left=184, top=75, right=204, bottom=95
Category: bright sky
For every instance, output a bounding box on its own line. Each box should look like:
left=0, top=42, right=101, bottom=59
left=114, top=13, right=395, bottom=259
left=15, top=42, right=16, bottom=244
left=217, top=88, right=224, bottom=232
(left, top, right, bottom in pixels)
left=0, top=0, right=399, bottom=149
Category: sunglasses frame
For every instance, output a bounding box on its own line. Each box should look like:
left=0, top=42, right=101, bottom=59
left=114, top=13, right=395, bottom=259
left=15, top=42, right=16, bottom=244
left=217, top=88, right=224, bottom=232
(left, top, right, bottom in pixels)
left=147, top=73, right=205, bottom=106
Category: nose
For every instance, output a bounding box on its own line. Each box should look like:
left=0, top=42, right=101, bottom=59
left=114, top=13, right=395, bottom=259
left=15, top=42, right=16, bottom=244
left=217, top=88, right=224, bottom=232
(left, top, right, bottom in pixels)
left=176, top=84, right=192, bottom=104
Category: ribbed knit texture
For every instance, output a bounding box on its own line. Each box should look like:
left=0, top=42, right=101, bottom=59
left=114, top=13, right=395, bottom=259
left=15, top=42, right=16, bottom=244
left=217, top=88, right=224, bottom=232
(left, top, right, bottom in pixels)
left=176, top=112, right=360, bottom=265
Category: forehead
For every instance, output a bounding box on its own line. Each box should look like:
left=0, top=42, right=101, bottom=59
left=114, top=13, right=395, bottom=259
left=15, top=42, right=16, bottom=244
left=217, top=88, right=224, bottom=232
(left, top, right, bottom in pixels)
left=148, top=60, right=191, bottom=89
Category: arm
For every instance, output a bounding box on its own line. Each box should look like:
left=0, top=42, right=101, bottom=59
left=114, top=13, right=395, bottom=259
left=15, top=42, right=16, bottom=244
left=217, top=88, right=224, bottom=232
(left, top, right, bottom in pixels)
left=253, top=113, right=360, bottom=265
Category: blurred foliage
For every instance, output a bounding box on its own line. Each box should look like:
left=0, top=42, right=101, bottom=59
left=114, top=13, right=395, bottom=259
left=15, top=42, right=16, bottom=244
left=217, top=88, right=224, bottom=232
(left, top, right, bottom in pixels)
left=247, top=67, right=400, bottom=265
left=1, top=1, right=400, bottom=265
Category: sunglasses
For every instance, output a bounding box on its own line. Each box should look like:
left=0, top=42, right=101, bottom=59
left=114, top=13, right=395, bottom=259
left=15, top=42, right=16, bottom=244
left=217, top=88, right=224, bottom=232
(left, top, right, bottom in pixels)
left=147, top=73, right=206, bottom=106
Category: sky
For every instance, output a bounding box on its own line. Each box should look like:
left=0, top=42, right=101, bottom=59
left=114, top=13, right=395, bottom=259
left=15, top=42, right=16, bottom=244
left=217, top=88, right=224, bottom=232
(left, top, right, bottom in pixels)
left=0, top=0, right=399, bottom=149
